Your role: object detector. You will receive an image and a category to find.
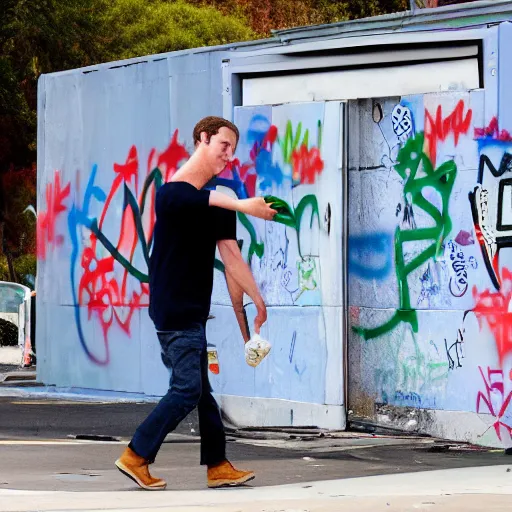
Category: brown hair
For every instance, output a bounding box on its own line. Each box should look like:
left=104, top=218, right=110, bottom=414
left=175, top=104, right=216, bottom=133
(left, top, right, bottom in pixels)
left=193, top=116, right=239, bottom=148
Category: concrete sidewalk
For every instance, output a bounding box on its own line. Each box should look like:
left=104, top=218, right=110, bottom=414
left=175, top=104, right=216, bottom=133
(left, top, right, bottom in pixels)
left=1, top=465, right=511, bottom=511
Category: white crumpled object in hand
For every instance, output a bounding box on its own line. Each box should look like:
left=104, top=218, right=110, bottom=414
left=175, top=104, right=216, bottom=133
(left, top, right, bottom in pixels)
left=245, top=334, right=271, bottom=367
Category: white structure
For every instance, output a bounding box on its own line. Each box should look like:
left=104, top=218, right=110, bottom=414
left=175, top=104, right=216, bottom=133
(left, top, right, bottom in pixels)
left=37, top=2, right=512, bottom=446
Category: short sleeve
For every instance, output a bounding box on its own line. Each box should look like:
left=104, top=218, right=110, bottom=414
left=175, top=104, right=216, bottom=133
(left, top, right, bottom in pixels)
left=212, top=207, right=237, bottom=241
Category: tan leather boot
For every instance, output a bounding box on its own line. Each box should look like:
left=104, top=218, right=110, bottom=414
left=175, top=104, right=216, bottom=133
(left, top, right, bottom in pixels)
left=115, top=447, right=167, bottom=490
left=207, top=460, right=255, bottom=488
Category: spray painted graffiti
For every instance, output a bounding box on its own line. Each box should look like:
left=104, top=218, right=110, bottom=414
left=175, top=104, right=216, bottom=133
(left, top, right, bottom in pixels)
left=446, top=240, right=478, bottom=298
left=217, top=114, right=325, bottom=305
left=454, top=229, right=474, bottom=246
left=37, top=171, right=71, bottom=260
left=38, top=116, right=326, bottom=364
left=473, top=268, right=512, bottom=374
left=217, top=117, right=324, bottom=198
left=469, top=150, right=512, bottom=289
left=354, top=132, right=458, bottom=339
left=354, top=100, right=472, bottom=340
left=376, top=330, right=449, bottom=408
left=348, top=233, right=393, bottom=280
left=66, top=132, right=189, bottom=365
left=424, top=99, right=472, bottom=166
left=475, top=117, right=512, bottom=142
left=391, top=104, right=413, bottom=141
left=476, top=366, right=512, bottom=442
left=445, top=326, right=464, bottom=370
left=417, top=264, right=440, bottom=307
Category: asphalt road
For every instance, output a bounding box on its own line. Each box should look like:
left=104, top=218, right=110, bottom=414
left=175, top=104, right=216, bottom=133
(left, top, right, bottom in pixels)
left=0, top=396, right=511, bottom=493
left=0, top=396, right=198, bottom=439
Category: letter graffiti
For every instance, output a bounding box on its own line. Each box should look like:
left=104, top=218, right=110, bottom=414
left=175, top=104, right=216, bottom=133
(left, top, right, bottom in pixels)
left=37, top=171, right=71, bottom=260
left=445, top=327, right=464, bottom=370
left=476, top=366, right=512, bottom=441
left=469, top=151, right=512, bottom=290
left=474, top=116, right=512, bottom=143
left=391, top=104, right=413, bottom=142
left=354, top=132, right=457, bottom=340
left=472, top=268, right=512, bottom=374
left=447, top=240, right=477, bottom=298
left=424, top=99, right=472, bottom=166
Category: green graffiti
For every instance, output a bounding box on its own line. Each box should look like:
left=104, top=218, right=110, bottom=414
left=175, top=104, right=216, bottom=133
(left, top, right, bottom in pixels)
left=375, top=332, right=449, bottom=403
left=354, top=132, right=457, bottom=340
left=278, top=120, right=322, bottom=165
left=238, top=212, right=265, bottom=267
left=279, top=121, right=309, bottom=164
left=265, top=194, right=320, bottom=258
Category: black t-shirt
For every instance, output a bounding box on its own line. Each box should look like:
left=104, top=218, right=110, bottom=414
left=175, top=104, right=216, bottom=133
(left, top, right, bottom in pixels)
left=148, top=181, right=236, bottom=331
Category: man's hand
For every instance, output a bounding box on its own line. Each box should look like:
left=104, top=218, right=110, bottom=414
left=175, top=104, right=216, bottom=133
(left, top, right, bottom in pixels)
left=254, top=300, right=267, bottom=334
left=218, top=238, right=269, bottom=337
left=239, top=197, right=277, bottom=221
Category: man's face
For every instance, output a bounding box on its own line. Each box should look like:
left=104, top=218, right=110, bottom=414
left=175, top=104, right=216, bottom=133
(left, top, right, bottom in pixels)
left=201, top=127, right=237, bottom=175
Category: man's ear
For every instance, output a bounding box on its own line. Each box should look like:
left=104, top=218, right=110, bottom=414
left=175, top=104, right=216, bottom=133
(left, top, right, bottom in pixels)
left=200, top=131, right=210, bottom=145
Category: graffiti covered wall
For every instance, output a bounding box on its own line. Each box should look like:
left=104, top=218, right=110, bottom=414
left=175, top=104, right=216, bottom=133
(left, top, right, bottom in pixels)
left=37, top=15, right=512, bottom=440
left=347, top=88, right=512, bottom=446
left=36, top=55, right=344, bottom=426
left=208, top=102, right=344, bottom=424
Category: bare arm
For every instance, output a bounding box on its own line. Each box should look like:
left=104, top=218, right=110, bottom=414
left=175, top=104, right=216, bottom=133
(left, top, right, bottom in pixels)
left=218, top=239, right=267, bottom=334
left=224, top=270, right=251, bottom=343
left=209, top=191, right=276, bottom=221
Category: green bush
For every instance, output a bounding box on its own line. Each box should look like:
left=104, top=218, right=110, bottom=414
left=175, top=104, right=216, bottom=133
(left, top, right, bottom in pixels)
left=104, top=0, right=255, bottom=60
left=0, top=318, right=18, bottom=347
left=14, top=254, right=36, bottom=288
left=0, top=254, right=36, bottom=289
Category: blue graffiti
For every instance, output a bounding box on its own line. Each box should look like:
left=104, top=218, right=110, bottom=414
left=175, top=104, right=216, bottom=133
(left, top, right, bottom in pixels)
left=247, top=114, right=270, bottom=145
left=256, top=148, right=284, bottom=191
left=68, top=165, right=108, bottom=365
left=289, top=330, right=297, bottom=363
left=348, top=232, right=393, bottom=280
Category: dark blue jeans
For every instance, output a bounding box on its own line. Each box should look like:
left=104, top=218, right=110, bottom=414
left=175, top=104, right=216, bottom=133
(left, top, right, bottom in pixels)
left=129, top=323, right=226, bottom=465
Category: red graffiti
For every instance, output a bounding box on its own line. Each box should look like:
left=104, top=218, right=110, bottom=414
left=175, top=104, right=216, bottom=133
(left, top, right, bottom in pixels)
left=424, top=100, right=472, bottom=166
left=37, top=170, right=71, bottom=260
left=473, top=268, right=512, bottom=372
left=474, top=116, right=512, bottom=142
left=219, top=124, right=280, bottom=198
left=291, top=146, right=324, bottom=185
left=155, top=130, right=190, bottom=182
left=78, top=131, right=189, bottom=351
left=476, top=366, right=512, bottom=441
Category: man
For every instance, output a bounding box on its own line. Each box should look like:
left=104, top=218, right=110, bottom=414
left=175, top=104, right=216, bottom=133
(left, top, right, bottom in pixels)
left=115, top=116, right=276, bottom=491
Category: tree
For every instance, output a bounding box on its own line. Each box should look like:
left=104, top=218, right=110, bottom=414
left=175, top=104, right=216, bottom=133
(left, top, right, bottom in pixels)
left=102, top=0, right=254, bottom=61
left=1, top=0, right=110, bottom=281
left=0, top=0, right=254, bottom=282
left=186, top=0, right=409, bottom=35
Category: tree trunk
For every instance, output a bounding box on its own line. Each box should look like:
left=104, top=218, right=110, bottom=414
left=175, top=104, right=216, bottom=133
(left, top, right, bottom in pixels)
left=5, top=250, right=17, bottom=283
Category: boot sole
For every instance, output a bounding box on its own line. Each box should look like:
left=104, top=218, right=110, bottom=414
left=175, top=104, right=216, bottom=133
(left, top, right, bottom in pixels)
left=115, top=459, right=167, bottom=491
left=208, top=472, right=255, bottom=488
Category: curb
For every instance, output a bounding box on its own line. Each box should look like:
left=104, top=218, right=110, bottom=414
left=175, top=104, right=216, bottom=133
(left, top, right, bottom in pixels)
left=0, top=371, right=36, bottom=383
